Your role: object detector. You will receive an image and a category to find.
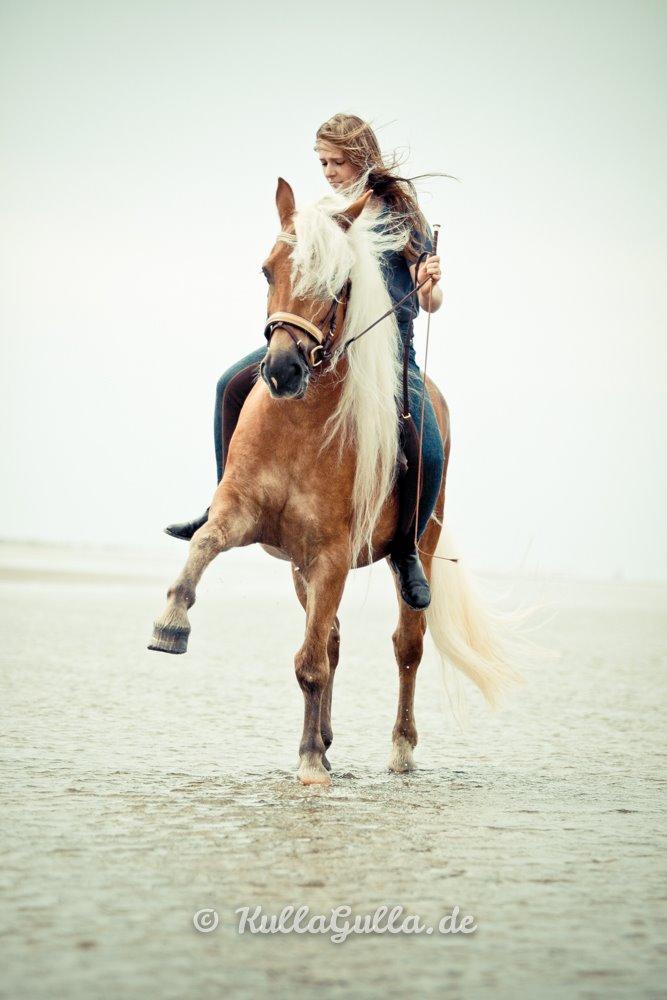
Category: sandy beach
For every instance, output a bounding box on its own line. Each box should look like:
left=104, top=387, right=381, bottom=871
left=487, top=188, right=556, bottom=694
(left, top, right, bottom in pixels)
left=1, top=540, right=665, bottom=998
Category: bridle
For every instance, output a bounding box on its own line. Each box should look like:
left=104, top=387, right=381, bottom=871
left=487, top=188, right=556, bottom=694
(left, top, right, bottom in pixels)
left=263, top=280, right=351, bottom=370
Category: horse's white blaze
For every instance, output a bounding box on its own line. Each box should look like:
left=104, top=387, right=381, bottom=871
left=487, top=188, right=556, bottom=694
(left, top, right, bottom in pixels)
left=288, top=188, right=411, bottom=566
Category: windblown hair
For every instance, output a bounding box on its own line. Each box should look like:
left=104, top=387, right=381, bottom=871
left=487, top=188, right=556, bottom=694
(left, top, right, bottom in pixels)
left=315, top=112, right=452, bottom=262
left=283, top=191, right=411, bottom=567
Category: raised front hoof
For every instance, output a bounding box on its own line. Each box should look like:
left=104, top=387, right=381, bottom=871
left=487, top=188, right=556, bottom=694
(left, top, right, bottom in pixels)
left=148, top=623, right=190, bottom=654
left=389, top=736, right=416, bottom=773
left=297, top=757, right=332, bottom=787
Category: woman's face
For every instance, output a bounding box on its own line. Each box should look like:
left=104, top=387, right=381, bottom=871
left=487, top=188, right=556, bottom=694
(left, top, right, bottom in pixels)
left=316, top=142, right=360, bottom=192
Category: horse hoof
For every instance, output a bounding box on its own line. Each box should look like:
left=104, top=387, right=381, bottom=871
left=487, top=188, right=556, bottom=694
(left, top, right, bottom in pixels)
left=322, top=754, right=332, bottom=771
left=148, top=623, right=190, bottom=654
left=389, top=736, right=416, bottom=773
left=297, top=760, right=332, bottom=787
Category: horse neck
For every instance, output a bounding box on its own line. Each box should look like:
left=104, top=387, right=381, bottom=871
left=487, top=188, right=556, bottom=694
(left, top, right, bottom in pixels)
left=302, top=359, right=347, bottom=417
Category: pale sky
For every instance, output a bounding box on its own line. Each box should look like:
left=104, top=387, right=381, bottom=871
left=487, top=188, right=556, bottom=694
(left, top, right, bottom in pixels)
left=1, top=0, right=665, bottom=580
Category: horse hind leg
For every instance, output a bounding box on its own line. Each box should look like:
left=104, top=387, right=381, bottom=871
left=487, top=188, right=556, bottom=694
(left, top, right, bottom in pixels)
left=388, top=518, right=441, bottom=771
left=388, top=405, right=446, bottom=771
left=291, top=565, right=340, bottom=772
left=389, top=589, right=427, bottom=772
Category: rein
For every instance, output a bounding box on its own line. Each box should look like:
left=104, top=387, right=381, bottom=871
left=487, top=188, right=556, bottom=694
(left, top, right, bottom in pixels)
left=342, top=272, right=434, bottom=354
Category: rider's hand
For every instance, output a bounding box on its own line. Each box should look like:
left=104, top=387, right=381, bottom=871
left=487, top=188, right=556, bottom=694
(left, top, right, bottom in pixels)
left=417, top=254, right=442, bottom=286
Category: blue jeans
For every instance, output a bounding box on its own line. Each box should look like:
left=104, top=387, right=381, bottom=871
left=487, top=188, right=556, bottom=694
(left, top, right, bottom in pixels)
left=405, top=361, right=445, bottom=538
left=214, top=346, right=266, bottom=482
left=214, top=345, right=444, bottom=539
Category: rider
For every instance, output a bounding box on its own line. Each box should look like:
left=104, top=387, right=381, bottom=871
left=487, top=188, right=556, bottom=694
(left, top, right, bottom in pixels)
left=165, top=113, right=444, bottom=610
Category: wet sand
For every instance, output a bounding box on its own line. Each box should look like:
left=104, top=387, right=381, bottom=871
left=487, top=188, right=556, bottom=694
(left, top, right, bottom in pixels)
left=1, top=541, right=665, bottom=998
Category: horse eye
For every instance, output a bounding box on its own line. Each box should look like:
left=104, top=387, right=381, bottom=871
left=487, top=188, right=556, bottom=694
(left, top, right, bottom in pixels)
left=261, top=265, right=272, bottom=283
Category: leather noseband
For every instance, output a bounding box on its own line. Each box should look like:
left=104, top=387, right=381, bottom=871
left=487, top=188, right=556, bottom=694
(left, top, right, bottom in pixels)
left=264, top=280, right=351, bottom=370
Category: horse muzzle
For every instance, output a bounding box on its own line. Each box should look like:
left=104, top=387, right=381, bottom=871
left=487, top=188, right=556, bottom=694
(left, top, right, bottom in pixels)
left=260, top=350, right=309, bottom=399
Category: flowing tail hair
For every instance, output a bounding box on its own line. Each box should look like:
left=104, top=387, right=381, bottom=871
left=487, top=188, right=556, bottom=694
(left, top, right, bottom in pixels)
left=425, top=526, right=529, bottom=711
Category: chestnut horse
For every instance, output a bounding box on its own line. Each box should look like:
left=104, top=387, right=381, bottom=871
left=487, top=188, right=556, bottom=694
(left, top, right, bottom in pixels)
left=149, top=179, right=520, bottom=785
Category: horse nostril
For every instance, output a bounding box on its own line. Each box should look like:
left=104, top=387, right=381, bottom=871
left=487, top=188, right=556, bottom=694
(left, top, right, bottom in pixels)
left=264, top=354, right=306, bottom=396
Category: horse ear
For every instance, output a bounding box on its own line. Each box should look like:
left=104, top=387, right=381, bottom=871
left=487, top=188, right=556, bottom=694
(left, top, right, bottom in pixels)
left=334, top=189, right=373, bottom=231
left=276, top=177, right=296, bottom=229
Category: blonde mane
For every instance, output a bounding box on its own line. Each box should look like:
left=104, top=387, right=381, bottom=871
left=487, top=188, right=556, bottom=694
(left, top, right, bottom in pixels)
left=287, top=192, right=411, bottom=567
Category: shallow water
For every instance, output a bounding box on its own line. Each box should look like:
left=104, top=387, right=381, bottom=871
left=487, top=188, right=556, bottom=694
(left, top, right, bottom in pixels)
left=1, top=542, right=665, bottom=998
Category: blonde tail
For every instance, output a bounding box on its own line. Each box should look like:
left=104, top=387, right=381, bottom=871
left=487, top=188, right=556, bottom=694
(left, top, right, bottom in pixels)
left=425, top=527, right=525, bottom=710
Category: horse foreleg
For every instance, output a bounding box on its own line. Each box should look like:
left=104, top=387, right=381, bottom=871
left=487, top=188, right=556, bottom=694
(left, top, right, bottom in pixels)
left=149, top=499, right=255, bottom=654
left=320, top=617, right=340, bottom=769
left=291, top=564, right=340, bottom=772
left=294, top=554, right=347, bottom=787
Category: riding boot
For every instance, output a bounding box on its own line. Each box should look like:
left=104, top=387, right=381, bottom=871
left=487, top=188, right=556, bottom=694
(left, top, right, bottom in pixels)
left=164, top=361, right=260, bottom=541
left=388, top=415, right=431, bottom=610
left=164, top=508, right=209, bottom=540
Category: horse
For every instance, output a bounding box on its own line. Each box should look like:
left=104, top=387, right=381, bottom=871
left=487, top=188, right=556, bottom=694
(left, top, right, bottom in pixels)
left=149, top=178, right=521, bottom=786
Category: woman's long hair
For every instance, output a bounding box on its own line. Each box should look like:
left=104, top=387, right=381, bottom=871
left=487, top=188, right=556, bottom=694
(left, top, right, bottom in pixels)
left=315, top=112, right=451, bottom=260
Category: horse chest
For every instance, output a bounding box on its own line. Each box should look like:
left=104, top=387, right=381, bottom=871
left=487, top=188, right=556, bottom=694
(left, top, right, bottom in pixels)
left=230, top=385, right=356, bottom=553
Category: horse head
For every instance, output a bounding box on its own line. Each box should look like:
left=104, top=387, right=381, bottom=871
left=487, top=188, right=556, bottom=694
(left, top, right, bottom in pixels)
left=260, top=177, right=372, bottom=399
